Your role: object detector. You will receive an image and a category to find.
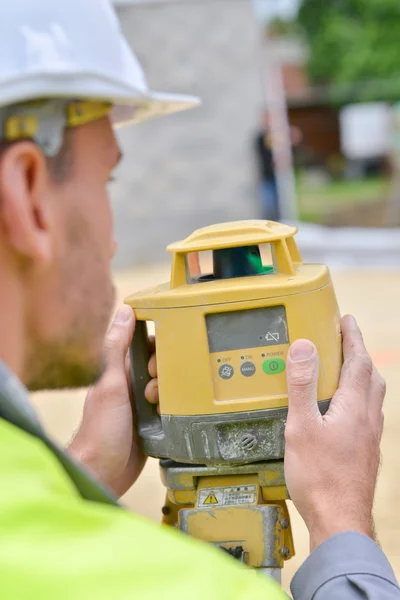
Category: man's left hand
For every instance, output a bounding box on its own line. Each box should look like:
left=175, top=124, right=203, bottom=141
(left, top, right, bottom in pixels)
left=68, top=305, right=157, bottom=498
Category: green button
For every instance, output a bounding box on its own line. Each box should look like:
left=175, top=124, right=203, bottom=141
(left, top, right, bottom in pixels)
left=262, top=358, right=286, bottom=375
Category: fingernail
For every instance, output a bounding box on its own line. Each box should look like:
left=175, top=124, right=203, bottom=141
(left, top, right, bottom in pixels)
left=114, top=306, right=132, bottom=324
left=290, top=340, right=314, bottom=362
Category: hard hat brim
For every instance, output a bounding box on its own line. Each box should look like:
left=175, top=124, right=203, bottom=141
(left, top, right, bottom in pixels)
left=111, top=90, right=200, bottom=127
left=0, top=74, right=200, bottom=128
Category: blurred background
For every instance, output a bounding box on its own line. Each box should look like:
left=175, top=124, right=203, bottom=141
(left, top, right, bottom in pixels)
left=32, top=0, right=400, bottom=592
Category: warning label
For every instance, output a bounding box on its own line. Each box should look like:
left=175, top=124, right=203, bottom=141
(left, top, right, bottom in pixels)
left=223, top=486, right=257, bottom=506
left=204, top=492, right=219, bottom=505
left=197, top=489, right=223, bottom=506
left=197, top=485, right=257, bottom=508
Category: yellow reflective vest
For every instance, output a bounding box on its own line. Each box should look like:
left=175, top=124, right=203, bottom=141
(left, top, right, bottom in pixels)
left=0, top=416, right=286, bottom=599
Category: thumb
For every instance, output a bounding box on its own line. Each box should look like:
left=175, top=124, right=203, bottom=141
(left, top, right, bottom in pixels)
left=286, top=339, right=320, bottom=426
left=103, top=305, right=136, bottom=370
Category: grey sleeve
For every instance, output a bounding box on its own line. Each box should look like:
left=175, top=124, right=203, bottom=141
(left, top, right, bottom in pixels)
left=291, top=532, right=400, bottom=599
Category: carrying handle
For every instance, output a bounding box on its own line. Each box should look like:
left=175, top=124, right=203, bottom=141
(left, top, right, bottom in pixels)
left=129, top=320, right=164, bottom=439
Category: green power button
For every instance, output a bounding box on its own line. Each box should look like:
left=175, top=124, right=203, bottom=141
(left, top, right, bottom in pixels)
left=262, top=358, right=286, bottom=375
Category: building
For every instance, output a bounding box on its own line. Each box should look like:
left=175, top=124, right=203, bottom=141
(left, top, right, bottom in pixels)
left=112, top=1, right=268, bottom=268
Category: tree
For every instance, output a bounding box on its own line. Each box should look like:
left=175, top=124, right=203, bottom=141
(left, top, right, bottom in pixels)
left=296, top=0, right=400, bottom=101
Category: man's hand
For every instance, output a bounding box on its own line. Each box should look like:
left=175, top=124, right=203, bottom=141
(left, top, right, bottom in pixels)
left=68, top=305, right=158, bottom=498
left=285, top=315, right=386, bottom=551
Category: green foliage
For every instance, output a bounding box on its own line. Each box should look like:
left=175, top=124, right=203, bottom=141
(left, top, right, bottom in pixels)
left=268, top=17, right=301, bottom=37
left=296, top=0, right=400, bottom=101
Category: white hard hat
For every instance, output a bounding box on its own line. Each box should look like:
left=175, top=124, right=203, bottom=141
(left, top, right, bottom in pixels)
left=0, top=0, right=199, bottom=155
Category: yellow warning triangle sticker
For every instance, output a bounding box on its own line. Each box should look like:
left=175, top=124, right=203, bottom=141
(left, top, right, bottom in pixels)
left=204, top=492, right=219, bottom=505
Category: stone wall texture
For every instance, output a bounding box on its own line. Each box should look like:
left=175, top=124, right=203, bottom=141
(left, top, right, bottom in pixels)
left=112, top=1, right=265, bottom=267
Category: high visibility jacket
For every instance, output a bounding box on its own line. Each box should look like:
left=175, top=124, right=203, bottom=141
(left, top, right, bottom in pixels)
left=0, top=365, right=285, bottom=600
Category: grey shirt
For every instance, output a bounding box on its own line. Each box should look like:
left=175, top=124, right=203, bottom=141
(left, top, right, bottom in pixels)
left=292, top=531, right=400, bottom=599
left=0, top=361, right=399, bottom=599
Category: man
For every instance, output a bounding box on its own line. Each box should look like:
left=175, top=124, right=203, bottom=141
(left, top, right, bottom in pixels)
left=255, top=112, right=279, bottom=221
left=0, top=0, right=398, bottom=598
left=254, top=112, right=302, bottom=222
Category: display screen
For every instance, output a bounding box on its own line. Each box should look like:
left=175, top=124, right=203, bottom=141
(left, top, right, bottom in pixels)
left=206, top=306, right=289, bottom=353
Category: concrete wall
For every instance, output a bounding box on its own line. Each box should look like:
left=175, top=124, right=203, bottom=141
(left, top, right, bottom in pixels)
left=112, top=2, right=265, bottom=267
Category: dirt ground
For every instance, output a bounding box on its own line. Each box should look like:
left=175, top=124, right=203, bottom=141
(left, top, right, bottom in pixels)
left=318, top=192, right=400, bottom=227
left=31, top=264, right=400, bottom=593
left=325, top=198, right=392, bottom=227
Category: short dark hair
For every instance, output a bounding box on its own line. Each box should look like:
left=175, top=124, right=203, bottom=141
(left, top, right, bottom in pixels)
left=0, top=129, right=73, bottom=183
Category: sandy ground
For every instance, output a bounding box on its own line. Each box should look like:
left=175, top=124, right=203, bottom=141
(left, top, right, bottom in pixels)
left=31, top=265, right=400, bottom=593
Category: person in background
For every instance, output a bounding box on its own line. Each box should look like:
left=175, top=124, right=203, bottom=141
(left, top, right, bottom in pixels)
left=255, top=111, right=279, bottom=221
left=254, top=111, right=302, bottom=221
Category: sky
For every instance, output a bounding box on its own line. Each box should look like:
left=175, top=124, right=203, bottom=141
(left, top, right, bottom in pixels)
left=113, top=0, right=300, bottom=16
left=253, top=0, right=300, bottom=21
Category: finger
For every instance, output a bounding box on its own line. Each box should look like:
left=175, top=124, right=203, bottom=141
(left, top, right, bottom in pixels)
left=145, top=378, right=159, bottom=404
left=368, top=367, right=386, bottom=422
left=341, top=315, right=368, bottom=363
left=103, top=306, right=136, bottom=371
left=286, top=339, right=321, bottom=427
left=125, top=351, right=130, bottom=379
left=377, top=411, right=385, bottom=443
left=148, top=353, right=157, bottom=379
left=125, top=352, right=134, bottom=401
left=336, top=315, right=373, bottom=402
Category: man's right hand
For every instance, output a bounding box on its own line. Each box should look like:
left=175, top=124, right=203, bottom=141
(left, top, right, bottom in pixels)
left=285, top=315, right=386, bottom=551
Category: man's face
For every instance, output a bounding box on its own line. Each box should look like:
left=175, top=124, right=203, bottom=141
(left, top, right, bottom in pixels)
left=22, top=118, right=120, bottom=390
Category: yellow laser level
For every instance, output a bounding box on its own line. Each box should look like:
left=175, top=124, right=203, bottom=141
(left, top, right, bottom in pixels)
left=125, top=220, right=342, bottom=581
left=126, top=220, right=342, bottom=465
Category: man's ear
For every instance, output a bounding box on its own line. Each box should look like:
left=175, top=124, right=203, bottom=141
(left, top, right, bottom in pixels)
left=0, top=141, right=53, bottom=265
